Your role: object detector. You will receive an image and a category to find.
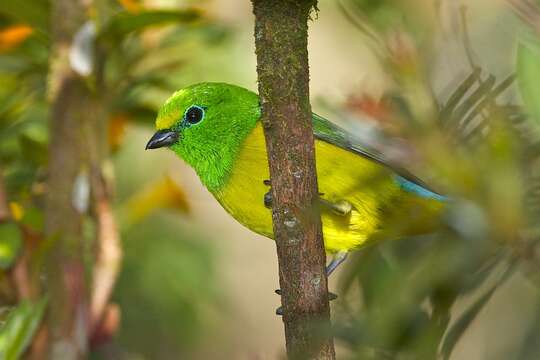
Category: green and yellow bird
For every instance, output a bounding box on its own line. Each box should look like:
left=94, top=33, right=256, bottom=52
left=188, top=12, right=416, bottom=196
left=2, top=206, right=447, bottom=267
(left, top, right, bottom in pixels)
left=146, top=82, right=445, bottom=274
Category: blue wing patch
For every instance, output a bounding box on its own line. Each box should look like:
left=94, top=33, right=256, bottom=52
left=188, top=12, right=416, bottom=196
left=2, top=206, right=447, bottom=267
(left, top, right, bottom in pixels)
left=395, top=176, right=447, bottom=202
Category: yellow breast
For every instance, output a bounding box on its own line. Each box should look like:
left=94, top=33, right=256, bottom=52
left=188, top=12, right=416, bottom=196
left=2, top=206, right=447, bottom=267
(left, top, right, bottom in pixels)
left=212, top=123, right=410, bottom=254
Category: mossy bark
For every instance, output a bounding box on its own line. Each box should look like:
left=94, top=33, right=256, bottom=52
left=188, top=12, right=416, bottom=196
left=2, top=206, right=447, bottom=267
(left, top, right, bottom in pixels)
left=251, top=1, right=335, bottom=359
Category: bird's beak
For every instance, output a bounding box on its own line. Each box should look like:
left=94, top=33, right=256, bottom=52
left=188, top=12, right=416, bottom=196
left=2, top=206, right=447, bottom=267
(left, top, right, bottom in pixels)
left=145, top=130, right=179, bottom=150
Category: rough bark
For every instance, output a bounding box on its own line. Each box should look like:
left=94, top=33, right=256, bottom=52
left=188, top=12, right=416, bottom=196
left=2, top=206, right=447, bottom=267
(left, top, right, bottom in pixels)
left=251, top=1, right=335, bottom=359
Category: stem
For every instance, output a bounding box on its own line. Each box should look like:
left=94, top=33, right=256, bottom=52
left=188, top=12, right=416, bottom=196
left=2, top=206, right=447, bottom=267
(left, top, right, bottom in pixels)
left=89, top=165, right=122, bottom=338
left=251, top=1, right=335, bottom=359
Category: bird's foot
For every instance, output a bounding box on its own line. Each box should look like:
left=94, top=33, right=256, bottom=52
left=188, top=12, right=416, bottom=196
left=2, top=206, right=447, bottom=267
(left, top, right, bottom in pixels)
left=264, top=191, right=272, bottom=209
left=274, top=289, right=338, bottom=316
left=319, top=198, right=352, bottom=216
left=263, top=179, right=272, bottom=209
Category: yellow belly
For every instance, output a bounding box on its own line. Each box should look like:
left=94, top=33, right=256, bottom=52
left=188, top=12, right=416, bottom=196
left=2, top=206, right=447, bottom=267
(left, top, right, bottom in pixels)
left=212, top=123, right=437, bottom=253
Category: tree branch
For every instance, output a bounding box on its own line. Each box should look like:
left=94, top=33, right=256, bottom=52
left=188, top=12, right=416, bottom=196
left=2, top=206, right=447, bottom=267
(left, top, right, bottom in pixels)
left=251, top=1, right=335, bottom=359
left=46, top=0, right=92, bottom=357
left=89, top=165, right=122, bottom=340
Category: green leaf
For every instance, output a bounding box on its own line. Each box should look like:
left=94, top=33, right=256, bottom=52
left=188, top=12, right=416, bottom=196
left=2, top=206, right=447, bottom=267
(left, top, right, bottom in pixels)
left=516, top=298, right=540, bottom=360
left=19, top=133, right=48, bottom=166
left=440, top=265, right=515, bottom=360
left=0, top=223, right=22, bottom=270
left=99, top=9, right=201, bottom=44
left=20, top=207, right=44, bottom=233
left=517, top=39, right=540, bottom=126
left=0, top=297, right=48, bottom=360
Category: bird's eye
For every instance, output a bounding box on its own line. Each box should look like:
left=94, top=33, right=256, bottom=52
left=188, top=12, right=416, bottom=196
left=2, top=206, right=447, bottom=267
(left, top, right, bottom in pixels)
left=184, top=105, right=205, bottom=125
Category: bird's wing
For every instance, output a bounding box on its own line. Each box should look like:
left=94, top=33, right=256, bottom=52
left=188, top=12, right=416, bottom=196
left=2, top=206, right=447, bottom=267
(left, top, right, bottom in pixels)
left=312, top=112, right=441, bottom=195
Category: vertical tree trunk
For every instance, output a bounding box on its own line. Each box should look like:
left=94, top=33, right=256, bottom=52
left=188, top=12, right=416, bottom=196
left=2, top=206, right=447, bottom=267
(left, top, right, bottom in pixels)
left=46, top=1, right=121, bottom=357
left=251, top=1, right=335, bottom=359
left=46, top=1, right=92, bottom=358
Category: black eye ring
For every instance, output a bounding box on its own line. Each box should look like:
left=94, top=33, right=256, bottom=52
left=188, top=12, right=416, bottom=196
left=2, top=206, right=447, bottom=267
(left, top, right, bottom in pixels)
left=184, top=105, right=205, bottom=125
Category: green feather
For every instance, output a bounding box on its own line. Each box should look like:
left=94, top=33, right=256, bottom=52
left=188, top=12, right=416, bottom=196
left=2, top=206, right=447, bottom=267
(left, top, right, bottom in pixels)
left=155, top=82, right=436, bottom=194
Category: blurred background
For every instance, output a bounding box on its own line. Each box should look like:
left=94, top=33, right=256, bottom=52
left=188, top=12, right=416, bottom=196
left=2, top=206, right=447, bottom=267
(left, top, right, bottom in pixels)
left=2, top=0, right=540, bottom=359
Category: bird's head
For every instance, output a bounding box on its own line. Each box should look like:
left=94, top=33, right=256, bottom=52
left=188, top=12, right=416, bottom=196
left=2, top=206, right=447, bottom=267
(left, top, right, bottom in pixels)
left=146, top=82, right=260, bottom=190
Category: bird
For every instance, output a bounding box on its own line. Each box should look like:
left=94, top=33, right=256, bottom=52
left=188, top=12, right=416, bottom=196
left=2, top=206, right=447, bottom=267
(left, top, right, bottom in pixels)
left=146, top=82, right=446, bottom=279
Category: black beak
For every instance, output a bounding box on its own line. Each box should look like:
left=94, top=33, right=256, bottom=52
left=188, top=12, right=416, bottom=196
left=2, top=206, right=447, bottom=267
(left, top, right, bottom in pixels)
left=145, top=130, right=179, bottom=150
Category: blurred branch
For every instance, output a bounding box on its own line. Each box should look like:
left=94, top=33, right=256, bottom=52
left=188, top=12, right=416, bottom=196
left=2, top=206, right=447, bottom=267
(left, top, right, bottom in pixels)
left=251, top=1, right=335, bottom=359
left=45, top=0, right=93, bottom=357
left=337, top=0, right=387, bottom=56
left=509, top=0, right=540, bottom=35
left=89, top=165, right=122, bottom=340
left=459, top=5, right=478, bottom=71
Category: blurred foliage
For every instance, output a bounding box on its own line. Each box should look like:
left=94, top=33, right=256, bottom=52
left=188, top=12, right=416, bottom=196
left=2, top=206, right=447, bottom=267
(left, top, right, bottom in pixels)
left=0, top=0, right=230, bottom=357
left=0, top=297, right=47, bottom=360
left=330, top=1, right=540, bottom=359
left=122, top=174, right=190, bottom=225
left=517, top=37, right=540, bottom=127
left=113, top=213, right=221, bottom=358
left=0, top=223, right=22, bottom=270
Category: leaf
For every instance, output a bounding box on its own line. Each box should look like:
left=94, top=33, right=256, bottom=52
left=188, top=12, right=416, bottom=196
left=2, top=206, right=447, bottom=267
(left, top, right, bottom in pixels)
left=108, top=113, right=129, bottom=151
left=517, top=39, right=540, bottom=126
left=99, top=9, right=201, bottom=44
left=20, top=206, right=44, bottom=233
left=123, top=174, right=190, bottom=225
left=440, top=264, right=515, bottom=360
left=516, top=299, right=540, bottom=360
left=0, top=223, right=22, bottom=270
left=0, top=297, right=48, bottom=360
left=19, top=133, right=48, bottom=166
left=117, top=0, right=142, bottom=14
left=0, top=25, right=33, bottom=53
left=440, top=68, right=482, bottom=121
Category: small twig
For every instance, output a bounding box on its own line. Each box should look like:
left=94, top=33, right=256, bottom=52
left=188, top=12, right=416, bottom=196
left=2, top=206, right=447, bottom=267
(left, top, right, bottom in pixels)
left=458, top=75, right=515, bottom=134
left=89, top=194, right=122, bottom=334
left=440, top=68, right=482, bottom=121
left=336, top=0, right=388, bottom=59
left=88, top=154, right=122, bottom=337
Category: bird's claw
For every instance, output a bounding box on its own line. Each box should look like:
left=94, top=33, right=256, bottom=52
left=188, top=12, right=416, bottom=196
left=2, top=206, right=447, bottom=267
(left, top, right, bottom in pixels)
left=319, top=198, right=352, bottom=216
left=264, top=191, right=272, bottom=209
left=263, top=179, right=272, bottom=209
